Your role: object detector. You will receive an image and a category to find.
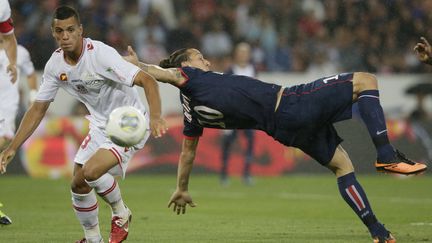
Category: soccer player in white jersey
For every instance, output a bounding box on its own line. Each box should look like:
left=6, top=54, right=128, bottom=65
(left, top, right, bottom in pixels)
left=0, top=0, right=17, bottom=226
left=0, top=36, right=38, bottom=150
left=0, top=6, right=167, bottom=243
left=0, top=0, right=17, bottom=83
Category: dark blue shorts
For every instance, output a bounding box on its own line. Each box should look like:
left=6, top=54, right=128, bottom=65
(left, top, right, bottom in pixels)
left=272, top=73, right=354, bottom=165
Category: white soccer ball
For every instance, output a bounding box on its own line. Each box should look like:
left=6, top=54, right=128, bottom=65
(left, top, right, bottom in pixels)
left=106, top=106, right=148, bottom=147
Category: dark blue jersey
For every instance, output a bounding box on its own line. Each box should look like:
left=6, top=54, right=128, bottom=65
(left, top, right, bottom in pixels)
left=178, top=67, right=281, bottom=137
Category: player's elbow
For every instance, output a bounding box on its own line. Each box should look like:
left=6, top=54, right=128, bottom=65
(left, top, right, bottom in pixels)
left=353, top=72, right=378, bottom=91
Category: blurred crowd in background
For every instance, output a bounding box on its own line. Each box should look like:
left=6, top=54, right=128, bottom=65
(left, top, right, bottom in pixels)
left=8, top=0, right=432, bottom=73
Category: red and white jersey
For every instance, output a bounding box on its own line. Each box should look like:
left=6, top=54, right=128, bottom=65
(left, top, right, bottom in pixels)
left=0, top=0, right=14, bottom=35
left=37, top=38, right=146, bottom=130
left=0, top=44, right=34, bottom=92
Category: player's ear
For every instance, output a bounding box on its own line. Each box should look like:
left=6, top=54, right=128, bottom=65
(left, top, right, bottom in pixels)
left=78, top=24, right=83, bottom=37
left=180, top=61, right=189, bottom=67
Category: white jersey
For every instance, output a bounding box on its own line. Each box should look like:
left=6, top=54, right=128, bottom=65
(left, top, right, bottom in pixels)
left=0, top=44, right=34, bottom=94
left=0, top=0, right=13, bottom=35
left=0, top=44, right=35, bottom=138
left=37, top=38, right=146, bottom=130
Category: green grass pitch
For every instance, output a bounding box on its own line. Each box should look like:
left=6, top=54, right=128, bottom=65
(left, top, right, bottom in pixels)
left=0, top=174, right=430, bottom=242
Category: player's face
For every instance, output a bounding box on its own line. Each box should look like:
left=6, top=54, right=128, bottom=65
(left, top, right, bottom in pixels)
left=51, top=16, right=83, bottom=53
left=183, top=49, right=211, bottom=71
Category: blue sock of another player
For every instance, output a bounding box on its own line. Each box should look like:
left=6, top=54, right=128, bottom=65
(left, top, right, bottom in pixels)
left=357, top=90, right=395, bottom=162
left=337, top=173, right=388, bottom=237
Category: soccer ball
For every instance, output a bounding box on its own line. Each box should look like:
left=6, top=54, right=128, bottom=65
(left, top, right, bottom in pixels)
left=106, top=106, right=148, bottom=147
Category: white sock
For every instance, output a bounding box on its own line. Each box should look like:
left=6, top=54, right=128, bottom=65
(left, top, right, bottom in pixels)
left=71, top=190, right=102, bottom=242
left=86, top=173, right=127, bottom=217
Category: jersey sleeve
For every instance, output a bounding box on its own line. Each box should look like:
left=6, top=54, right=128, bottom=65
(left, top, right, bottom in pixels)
left=0, top=0, right=13, bottom=34
left=17, top=46, right=35, bottom=76
left=36, top=60, right=59, bottom=102
left=94, top=43, right=140, bottom=87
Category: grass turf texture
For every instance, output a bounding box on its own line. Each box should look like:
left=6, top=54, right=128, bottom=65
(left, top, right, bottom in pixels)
left=0, top=175, right=430, bottom=242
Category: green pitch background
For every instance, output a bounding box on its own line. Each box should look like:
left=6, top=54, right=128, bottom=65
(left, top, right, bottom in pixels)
left=0, top=175, right=430, bottom=242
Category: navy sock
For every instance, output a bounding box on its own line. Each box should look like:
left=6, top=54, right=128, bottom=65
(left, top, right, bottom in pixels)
left=357, top=90, right=395, bottom=162
left=337, top=173, right=380, bottom=234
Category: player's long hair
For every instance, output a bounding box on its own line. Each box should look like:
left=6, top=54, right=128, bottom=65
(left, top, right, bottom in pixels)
left=159, top=48, right=190, bottom=68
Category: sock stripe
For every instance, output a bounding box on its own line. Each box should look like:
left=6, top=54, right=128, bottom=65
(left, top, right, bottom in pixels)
left=73, top=202, right=98, bottom=212
left=99, top=180, right=117, bottom=196
left=346, top=185, right=366, bottom=211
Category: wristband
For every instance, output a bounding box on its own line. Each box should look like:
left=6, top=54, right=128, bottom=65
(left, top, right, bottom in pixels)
left=29, top=89, right=38, bottom=103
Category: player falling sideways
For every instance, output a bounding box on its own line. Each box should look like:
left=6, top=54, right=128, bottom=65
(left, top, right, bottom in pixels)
left=124, top=46, right=429, bottom=242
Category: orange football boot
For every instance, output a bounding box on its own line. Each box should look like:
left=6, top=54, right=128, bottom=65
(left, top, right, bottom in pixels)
left=375, top=150, right=427, bottom=175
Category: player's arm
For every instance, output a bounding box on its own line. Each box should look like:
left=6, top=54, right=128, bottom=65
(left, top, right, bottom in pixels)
left=26, top=72, right=38, bottom=104
left=133, top=70, right=167, bottom=138
left=3, top=33, right=17, bottom=83
left=0, top=101, right=50, bottom=174
left=414, top=37, right=432, bottom=65
left=125, top=46, right=186, bottom=86
left=168, top=137, right=199, bottom=214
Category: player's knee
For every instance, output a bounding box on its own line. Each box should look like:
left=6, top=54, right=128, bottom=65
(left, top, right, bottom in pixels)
left=82, top=164, right=102, bottom=182
left=353, top=72, right=378, bottom=92
left=71, top=178, right=91, bottom=194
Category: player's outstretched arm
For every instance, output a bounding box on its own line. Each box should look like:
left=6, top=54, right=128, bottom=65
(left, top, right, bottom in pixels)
left=133, top=71, right=167, bottom=138
left=0, top=101, right=50, bottom=174
left=168, top=137, right=199, bottom=215
left=124, top=46, right=185, bottom=86
left=414, top=37, right=432, bottom=65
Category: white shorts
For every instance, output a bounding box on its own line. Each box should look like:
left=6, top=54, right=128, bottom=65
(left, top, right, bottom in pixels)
left=74, top=126, right=150, bottom=178
left=0, top=89, right=19, bottom=138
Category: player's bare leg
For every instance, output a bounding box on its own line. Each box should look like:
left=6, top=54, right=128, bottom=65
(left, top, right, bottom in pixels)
left=327, top=146, right=396, bottom=242
left=352, top=72, right=427, bottom=175
left=83, top=149, right=131, bottom=243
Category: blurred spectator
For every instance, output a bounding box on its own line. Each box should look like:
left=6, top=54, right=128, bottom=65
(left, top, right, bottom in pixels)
left=8, top=0, right=432, bottom=73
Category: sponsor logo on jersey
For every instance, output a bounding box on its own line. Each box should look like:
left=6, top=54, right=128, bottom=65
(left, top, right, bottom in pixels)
left=75, top=84, right=89, bottom=94
left=81, top=72, right=104, bottom=89
left=60, top=73, right=68, bottom=81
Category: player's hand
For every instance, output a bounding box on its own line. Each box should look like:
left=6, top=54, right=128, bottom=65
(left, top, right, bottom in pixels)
left=150, top=117, right=167, bottom=138
left=123, top=46, right=139, bottom=66
left=168, top=189, right=196, bottom=215
left=414, top=37, right=432, bottom=64
left=6, top=64, right=17, bottom=83
left=0, top=149, right=16, bottom=174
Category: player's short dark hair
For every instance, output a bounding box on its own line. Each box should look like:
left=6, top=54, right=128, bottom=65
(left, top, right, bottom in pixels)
left=51, top=6, right=80, bottom=26
left=159, top=48, right=190, bottom=68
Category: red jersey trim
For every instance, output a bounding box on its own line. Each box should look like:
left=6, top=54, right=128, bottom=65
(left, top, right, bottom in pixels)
left=184, top=135, right=200, bottom=140
left=176, top=68, right=189, bottom=87
left=0, top=18, right=14, bottom=34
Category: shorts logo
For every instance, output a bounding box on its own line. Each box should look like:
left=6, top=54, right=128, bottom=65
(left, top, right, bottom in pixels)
left=60, top=73, right=68, bottom=81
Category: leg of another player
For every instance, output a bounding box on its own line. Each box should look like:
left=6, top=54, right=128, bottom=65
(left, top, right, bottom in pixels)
left=221, top=130, right=237, bottom=185
left=243, top=130, right=254, bottom=185
left=351, top=72, right=427, bottom=175
left=83, top=149, right=131, bottom=243
left=326, top=145, right=395, bottom=242
left=71, top=164, right=102, bottom=243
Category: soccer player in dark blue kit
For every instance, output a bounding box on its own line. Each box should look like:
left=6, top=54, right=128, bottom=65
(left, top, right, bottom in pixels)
left=124, top=47, right=428, bottom=243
